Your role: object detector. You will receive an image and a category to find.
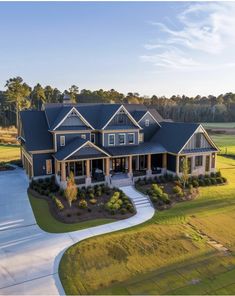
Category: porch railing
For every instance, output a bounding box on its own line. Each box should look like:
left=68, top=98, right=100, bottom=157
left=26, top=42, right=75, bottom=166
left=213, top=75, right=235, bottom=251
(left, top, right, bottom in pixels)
left=133, top=170, right=146, bottom=177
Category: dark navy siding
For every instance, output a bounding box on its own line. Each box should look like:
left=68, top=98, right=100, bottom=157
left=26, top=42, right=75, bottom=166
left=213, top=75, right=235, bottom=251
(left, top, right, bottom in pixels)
left=56, top=133, right=91, bottom=151
left=139, top=113, right=159, bottom=141
left=33, top=153, right=54, bottom=176
left=167, top=154, right=176, bottom=172
left=103, top=131, right=138, bottom=147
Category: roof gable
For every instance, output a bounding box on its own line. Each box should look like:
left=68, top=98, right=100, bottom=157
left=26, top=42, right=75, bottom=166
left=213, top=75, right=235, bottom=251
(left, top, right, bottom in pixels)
left=53, top=107, right=94, bottom=130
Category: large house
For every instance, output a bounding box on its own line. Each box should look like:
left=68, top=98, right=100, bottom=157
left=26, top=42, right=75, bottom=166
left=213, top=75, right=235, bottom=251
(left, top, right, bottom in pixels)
left=19, top=102, right=219, bottom=188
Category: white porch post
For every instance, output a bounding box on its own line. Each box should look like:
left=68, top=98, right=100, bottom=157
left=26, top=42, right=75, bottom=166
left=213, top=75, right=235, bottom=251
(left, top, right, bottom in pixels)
left=146, top=154, right=152, bottom=177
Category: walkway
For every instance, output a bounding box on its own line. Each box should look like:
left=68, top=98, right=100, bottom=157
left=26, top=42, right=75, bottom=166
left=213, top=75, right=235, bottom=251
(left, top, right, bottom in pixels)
left=0, top=168, right=154, bottom=295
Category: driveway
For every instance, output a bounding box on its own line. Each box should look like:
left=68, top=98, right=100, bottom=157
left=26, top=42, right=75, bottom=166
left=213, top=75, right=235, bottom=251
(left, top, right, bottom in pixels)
left=0, top=168, right=154, bottom=295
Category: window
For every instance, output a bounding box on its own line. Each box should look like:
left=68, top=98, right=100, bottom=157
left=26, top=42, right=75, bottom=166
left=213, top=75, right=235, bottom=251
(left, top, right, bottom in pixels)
left=195, top=155, right=203, bottom=167
left=195, top=133, right=201, bottom=148
left=91, top=134, right=95, bottom=143
left=139, top=133, right=144, bottom=143
left=108, top=134, right=115, bottom=146
left=145, top=119, right=149, bottom=127
left=60, top=136, right=65, bottom=146
left=81, top=134, right=86, bottom=139
left=128, top=133, right=135, bottom=144
left=46, top=159, right=52, bottom=174
left=119, top=134, right=126, bottom=145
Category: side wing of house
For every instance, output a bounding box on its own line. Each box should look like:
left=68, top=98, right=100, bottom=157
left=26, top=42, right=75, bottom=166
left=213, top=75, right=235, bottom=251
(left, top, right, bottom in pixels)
left=138, top=111, right=160, bottom=141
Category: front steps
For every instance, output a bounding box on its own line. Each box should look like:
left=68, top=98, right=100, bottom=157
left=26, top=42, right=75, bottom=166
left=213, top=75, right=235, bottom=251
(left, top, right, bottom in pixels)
left=121, top=186, right=153, bottom=209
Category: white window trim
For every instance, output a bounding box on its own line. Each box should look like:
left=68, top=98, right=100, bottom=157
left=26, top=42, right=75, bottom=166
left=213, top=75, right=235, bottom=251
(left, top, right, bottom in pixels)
left=60, top=136, right=65, bottom=146
left=119, top=133, right=126, bottom=145
left=145, top=119, right=150, bottom=127
left=46, top=159, right=52, bottom=174
left=128, top=133, right=135, bottom=144
left=108, top=134, right=115, bottom=146
left=81, top=134, right=86, bottom=139
left=91, top=133, right=95, bottom=143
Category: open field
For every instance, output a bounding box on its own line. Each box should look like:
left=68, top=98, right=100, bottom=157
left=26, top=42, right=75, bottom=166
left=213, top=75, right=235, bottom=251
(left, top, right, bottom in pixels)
left=60, top=154, right=235, bottom=295
left=28, top=193, right=114, bottom=233
left=0, top=144, right=20, bottom=162
left=202, top=122, right=235, bottom=129
left=210, top=134, right=235, bottom=156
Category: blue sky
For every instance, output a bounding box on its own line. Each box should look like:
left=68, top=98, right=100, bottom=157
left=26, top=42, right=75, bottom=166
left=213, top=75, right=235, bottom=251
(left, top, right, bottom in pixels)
left=0, top=1, right=235, bottom=97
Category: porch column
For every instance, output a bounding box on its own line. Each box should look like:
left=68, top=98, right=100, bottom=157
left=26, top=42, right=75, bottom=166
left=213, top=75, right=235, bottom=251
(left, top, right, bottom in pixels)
left=128, top=155, right=133, bottom=177
left=162, top=153, right=167, bottom=173
left=85, top=159, right=91, bottom=187
left=105, top=158, right=111, bottom=185
left=146, top=154, right=152, bottom=177
left=61, top=162, right=66, bottom=182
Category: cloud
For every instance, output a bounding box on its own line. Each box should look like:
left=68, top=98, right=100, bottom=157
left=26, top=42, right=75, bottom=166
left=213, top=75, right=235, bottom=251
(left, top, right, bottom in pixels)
left=142, top=2, right=235, bottom=71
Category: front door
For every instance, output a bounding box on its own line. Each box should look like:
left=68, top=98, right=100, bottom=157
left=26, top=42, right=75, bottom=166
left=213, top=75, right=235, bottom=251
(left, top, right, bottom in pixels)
left=112, top=158, right=126, bottom=172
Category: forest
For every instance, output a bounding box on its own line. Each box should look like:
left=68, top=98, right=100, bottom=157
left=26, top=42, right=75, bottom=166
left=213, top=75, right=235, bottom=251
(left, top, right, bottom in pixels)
left=1, top=76, right=235, bottom=127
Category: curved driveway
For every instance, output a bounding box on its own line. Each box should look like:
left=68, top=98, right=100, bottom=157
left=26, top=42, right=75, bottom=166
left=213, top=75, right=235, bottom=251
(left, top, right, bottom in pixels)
left=0, top=168, right=154, bottom=295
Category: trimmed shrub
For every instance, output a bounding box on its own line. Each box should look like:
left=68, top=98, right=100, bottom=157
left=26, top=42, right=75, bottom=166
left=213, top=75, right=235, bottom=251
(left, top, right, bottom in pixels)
left=216, top=171, right=221, bottom=177
left=79, top=199, right=88, bottom=209
left=222, top=177, right=227, bottom=183
left=216, top=177, right=223, bottom=184
left=89, top=198, right=97, bottom=205
left=199, top=179, right=205, bottom=187
left=173, top=185, right=182, bottom=194
left=160, top=193, right=170, bottom=203
left=52, top=196, right=64, bottom=211
left=89, top=193, right=95, bottom=199
left=128, top=206, right=135, bottom=213
left=151, top=196, right=158, bottom=203
left=192, top=180, right=199, bottom=188
left=204, top=178, right=211, bottom=186
left=120, top=208, right=127, bottom=215
left=210, top=178, right=217, bottom=185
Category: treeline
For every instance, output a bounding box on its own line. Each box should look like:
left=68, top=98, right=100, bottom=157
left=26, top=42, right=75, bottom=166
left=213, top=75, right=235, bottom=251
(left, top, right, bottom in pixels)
left=1, top=76, right=235, bottom=127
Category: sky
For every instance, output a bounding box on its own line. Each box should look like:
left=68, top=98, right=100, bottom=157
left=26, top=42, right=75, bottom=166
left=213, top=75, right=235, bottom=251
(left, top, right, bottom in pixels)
left=0, top=1, right=235, bottom=97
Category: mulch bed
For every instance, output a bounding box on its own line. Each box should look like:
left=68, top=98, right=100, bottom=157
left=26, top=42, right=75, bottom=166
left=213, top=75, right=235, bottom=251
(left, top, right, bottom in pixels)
left=28, top=188, right=135, bottom=224
left=0, top=164, right=15, bottom=171
left=136, top=182, right=199, bottom=211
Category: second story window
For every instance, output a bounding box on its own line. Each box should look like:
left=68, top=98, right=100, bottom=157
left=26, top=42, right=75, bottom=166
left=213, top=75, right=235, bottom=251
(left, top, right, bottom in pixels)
left=128, top=133, right=134, bottom=144
left=145, top=119, right=150, bottom=127
left=81, top=134, right=86, bottom=139
left=139, top=133, right=144, bottom=143
left=60, top=136, right=65, bottom=146
left=108, top=134, right=115, bottom=146
left=91, top=134, right=95, bottom=143
left=119, top=134, right=126, bottom=145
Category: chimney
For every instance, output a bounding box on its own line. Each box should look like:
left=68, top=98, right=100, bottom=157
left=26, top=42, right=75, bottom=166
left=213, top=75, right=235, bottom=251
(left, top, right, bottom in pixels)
left=63, top=93, right=72, bottom=104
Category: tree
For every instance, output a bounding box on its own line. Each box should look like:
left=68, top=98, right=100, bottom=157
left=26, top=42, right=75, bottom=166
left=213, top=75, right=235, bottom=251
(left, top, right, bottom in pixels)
left=31, top=83, right=46, bottom=110
left=64, top=172, right=78, bottom=207
left=68, top=85, right=79, bottom=103
left=5, top=77, right=31, bottom=128
left=181, top=157, right=189, bottom=189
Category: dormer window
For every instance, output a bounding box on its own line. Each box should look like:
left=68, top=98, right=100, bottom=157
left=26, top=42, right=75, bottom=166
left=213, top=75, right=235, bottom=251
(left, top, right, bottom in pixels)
left=91, top=134, right=95, bottom=143
left=145, top=119, right=149, bottom=127
left=60, top=136, right=65, bottom=146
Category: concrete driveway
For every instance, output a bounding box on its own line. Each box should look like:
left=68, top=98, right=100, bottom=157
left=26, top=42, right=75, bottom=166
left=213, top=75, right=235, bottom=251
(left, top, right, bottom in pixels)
left=0, top=168, right=154, bottom=295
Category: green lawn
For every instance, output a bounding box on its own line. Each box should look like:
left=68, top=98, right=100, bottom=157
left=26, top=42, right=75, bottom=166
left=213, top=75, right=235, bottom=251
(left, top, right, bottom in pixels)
left=0, top=144, right=20, bottom=162
left=211, top=134, right=235, bottom=156
left=59, top=155, right=235, bottom=295
left=28, top=193, right=114, bottom=233
left=202, top=122, right=235, bottom=129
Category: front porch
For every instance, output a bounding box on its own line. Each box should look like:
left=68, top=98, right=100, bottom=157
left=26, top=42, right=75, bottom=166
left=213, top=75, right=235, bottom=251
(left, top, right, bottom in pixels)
left=55, top=153, right=169, bottom=188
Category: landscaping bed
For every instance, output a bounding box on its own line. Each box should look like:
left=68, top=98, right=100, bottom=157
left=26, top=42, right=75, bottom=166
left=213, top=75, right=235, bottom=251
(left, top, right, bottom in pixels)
left=29, top=176, right=135, bottom=224
left=0, top=162, right=15, bottom=171
left=135, top=172, right=227, bottom=210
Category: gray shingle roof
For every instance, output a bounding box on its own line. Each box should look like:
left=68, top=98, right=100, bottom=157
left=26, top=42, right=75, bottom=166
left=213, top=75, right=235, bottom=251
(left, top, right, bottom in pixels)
left=151, top=122, right=200, bottom=153
left=104, top=142, right=166, bottom=156
left=20, top=111, right=53, bottom=151
left=54, top=137, right=87, bottom=160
